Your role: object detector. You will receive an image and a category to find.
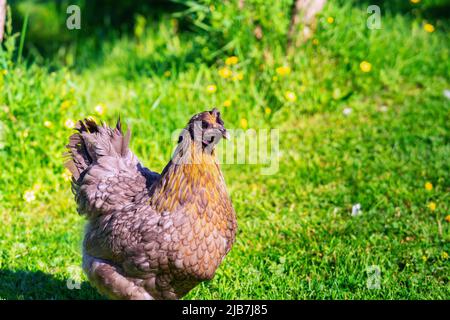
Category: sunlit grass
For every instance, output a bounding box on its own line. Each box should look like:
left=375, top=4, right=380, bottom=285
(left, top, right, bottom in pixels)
left=0, top=1, right=449, bottom=299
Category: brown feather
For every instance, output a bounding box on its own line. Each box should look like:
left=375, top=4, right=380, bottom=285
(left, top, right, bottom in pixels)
left=65, top=111, right=236, bottom=300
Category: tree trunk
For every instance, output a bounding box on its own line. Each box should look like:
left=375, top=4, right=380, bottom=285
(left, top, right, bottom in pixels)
left=287, top=0, right=327, bottom=51
left=0, top=0, right=6, bottom=42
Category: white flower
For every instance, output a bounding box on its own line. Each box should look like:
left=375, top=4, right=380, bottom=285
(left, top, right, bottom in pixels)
left=23, top=190, right=36, bottom=202
left=65, top=119, right=75, bottom=129
left=443, top=89, right=450, bottom=100
left=379, top=105, right=388, bottom=112
left=343, top=107, right=352, bottom=116
left=351, top=203, right=362, bottom=216
left=94, top=104, right=105, bottom=115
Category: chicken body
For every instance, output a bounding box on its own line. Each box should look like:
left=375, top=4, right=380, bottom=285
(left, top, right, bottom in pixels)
left=65, top=110, right=237, bottom=299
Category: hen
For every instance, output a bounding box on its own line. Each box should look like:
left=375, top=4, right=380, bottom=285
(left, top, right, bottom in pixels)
left=65, top=108, right=237, bottom=300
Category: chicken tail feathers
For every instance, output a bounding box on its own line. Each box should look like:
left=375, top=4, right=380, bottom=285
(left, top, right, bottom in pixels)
left=64, top=117, right=131, bottom=181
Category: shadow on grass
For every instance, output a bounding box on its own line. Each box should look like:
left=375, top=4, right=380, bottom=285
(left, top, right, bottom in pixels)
left=0, top=269, right=104, bottom=300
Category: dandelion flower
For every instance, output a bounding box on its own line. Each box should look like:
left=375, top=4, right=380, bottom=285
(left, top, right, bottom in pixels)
left=442, top=252, right=449, bottom=259
left=265, top=107, right=272, bottom=115
left=23, top=190, right=36, bottom=203
left=410, top=0, right=420, bottom=3
left=327, top=17, right=334, bottom=24
left=94, top=104, right=106, bottom=115
left=44, top=121, right=53, bottom=128
left=284, top=91, right=297, bottom=102
left=60, top=100, right=71, bottom=110
left=445, top=215, right=450, bottom=223
left=425, top=182, right=433, bottom=191
left=21, top=130, right=29, bottom=138
left=360, top=61, right=372, bottom=73
left=62, top=169, right=72, bottom=182
left=232, top=72, right=244, bottom=81
left=424, top=23, right=435, bottom=33
left=218, top=67, right=232, bottom=79
left=223, top=100, right=232, bottom=108
left=276, top=66, right=291, bottom=76
left=65, top=119, right=75, bottom=129
left=422, top=255, right=427, bottom=262
left=240, top=118, right=248, bottom=129
left=225, top=56, right=239, bottom=66
left=164, top=70, right=171, bottom=77
left=427, top=202, right=436, bottom=211
left=206, top=84, right=217, bottom=93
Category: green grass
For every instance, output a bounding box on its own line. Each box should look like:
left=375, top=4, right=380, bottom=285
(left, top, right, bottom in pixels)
left=0, top=0, right=449, bottom=299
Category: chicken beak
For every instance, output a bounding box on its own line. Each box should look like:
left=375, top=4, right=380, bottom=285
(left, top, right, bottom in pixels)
left=222, top=129, right=230, bottom=140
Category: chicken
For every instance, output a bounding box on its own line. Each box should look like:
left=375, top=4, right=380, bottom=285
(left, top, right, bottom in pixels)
left=64, top=108, right=237, bottom=300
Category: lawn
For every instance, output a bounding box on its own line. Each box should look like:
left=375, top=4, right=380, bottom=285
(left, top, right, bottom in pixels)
left=0, top=0, right=449, bottom=299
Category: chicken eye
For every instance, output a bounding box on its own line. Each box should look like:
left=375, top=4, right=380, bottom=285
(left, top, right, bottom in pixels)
left=202, top=120, right=209, bottom=129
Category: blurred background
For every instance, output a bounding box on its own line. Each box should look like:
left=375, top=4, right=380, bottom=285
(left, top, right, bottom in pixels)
left=0, top=0, right=449, bottom=299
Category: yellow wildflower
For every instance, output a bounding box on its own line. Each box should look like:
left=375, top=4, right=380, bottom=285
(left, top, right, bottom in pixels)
left=425, top=182, right=433, bottom=191
left=21, top=130, right=29, bottom=138
left=442, top=252, right=449, bottom=259
left=62, top=169, right=72, bottom=182
left=206, top=84, right=217, bottom=93
left=265, top=107, right=272, bottom=115
left=232, top=72, right=244, bottom=81
left=276, top=66, right=291, bottom=76
left=410, top=0, right=420, bottom=3
left=327, top=17, right=334, bottom=24
left=60, top=100, right=71, bottom=110
left=44, top=121, right=53, bottom=128
left=285, top=91, right=297, bottom=102
left=164, top=70, right=171, bottom=77
left=223, top=100, right=232, bottom=108
left=445, top=215, right=450, bottom=223
left=422, top=255, right=427, bottom=262
left=424, top=23, right=435, bottom=33
left=360, top=61, right=372, bottom=73
left=312, top=39, right=319, bottom=45
left=427, top=202, right=436, bottom=211
left=218, top=67, right=233, bottom=79
left=65, top=119, right=75, bottom=129
left=225, top=56, right=239, bottom=66
left=95, top=104, right=106, bottom=115
left=240, top=118, right=248, bottom=129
